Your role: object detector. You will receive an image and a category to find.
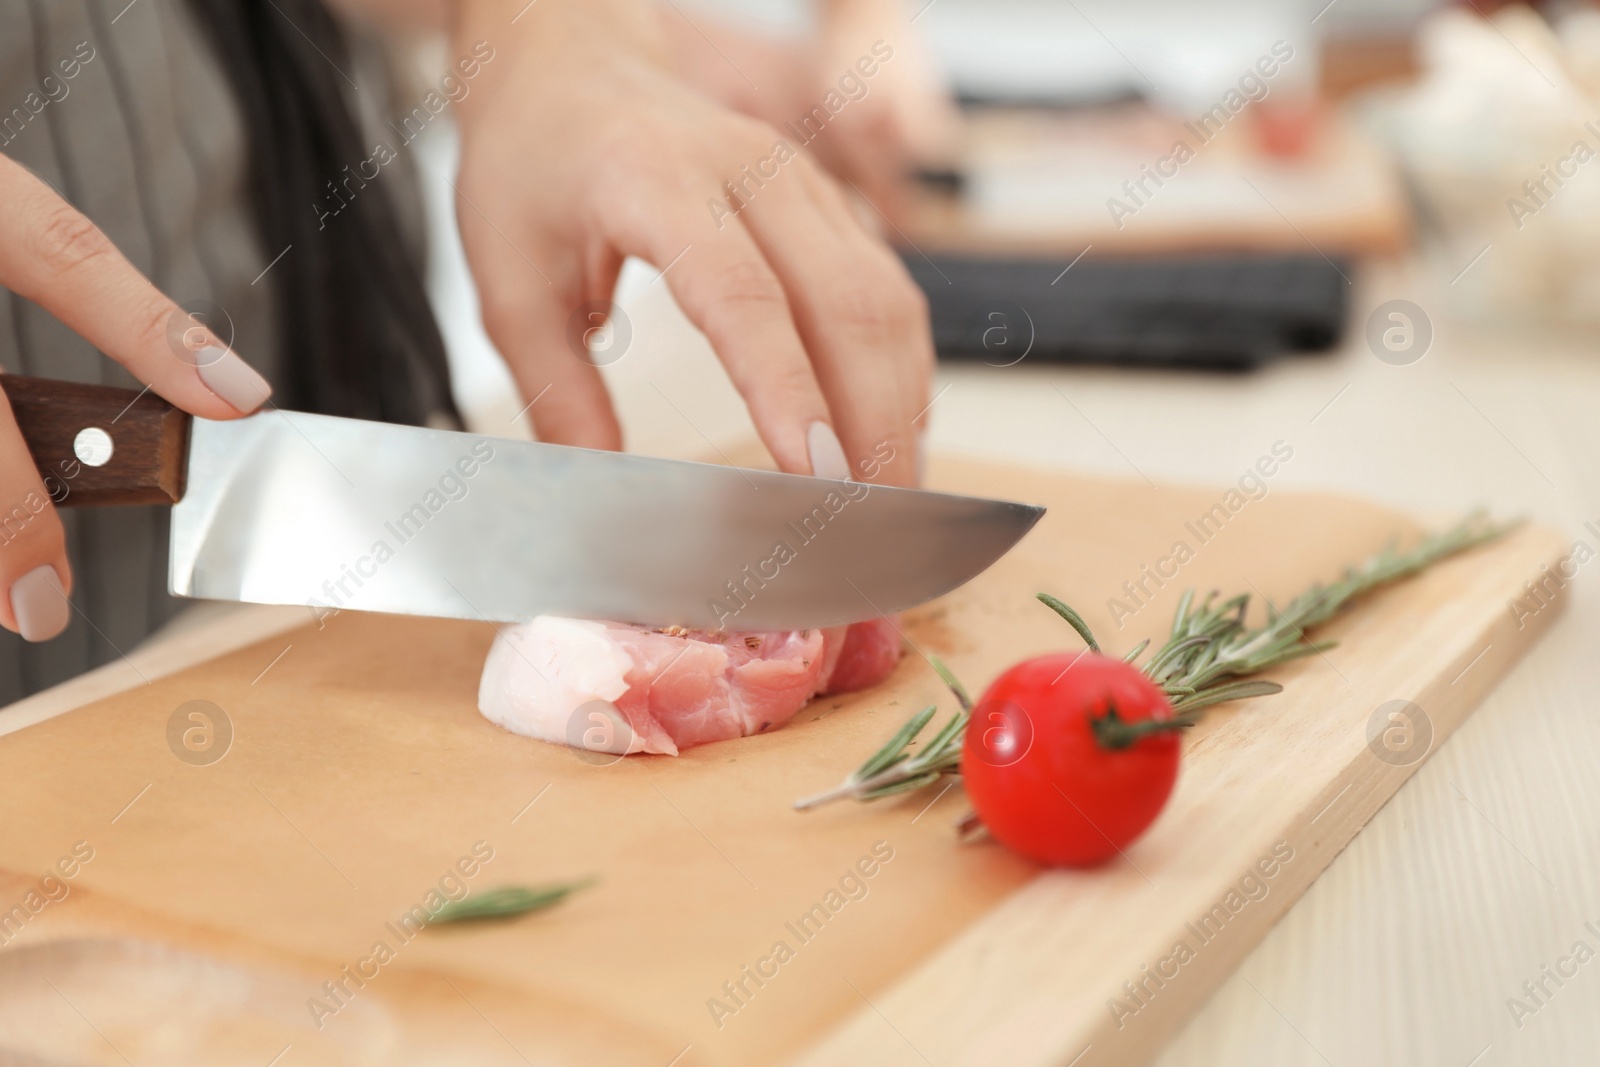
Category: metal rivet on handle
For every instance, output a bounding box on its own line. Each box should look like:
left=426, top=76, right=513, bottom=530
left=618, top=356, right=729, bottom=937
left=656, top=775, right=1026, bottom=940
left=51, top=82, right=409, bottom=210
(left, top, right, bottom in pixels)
left=74, top=426, right=113, bottom=467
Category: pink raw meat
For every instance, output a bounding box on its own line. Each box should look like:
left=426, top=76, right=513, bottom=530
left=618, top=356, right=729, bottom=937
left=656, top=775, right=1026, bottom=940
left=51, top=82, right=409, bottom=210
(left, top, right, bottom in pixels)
left=477, top=617, right=903, bottom=755
left=819, top=617, right=903, bottom=695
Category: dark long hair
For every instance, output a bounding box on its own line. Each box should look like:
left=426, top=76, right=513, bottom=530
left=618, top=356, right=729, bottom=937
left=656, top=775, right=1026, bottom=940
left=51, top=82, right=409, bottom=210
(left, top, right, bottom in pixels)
left=185, top=0, right=459, bottom=426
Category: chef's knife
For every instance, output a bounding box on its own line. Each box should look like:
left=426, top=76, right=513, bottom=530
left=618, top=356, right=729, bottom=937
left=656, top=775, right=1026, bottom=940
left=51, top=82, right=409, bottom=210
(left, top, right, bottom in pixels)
left=4, top=376, right=1044, bottom=630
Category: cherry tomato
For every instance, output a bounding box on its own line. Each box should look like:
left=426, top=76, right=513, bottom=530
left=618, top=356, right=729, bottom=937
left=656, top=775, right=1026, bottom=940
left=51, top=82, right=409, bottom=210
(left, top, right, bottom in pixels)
left=961, top=652, right=1180, bottom=867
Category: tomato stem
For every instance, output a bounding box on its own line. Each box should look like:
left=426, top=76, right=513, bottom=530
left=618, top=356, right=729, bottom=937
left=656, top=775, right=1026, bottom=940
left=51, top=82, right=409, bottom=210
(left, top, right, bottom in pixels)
left=1090, top=705, right=1194, bottom=750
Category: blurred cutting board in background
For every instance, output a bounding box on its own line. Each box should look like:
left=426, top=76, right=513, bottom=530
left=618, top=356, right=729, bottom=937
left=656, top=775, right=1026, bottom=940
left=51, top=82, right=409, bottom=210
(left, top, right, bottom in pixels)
left=908, top=107, right=1411, bottom=258
left=0, top=455, right=1563, bottom=1067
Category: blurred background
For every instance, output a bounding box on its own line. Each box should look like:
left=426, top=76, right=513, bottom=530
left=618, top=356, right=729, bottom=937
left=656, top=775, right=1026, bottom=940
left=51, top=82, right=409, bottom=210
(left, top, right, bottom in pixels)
left=417, top=0, right=1600, bottom=474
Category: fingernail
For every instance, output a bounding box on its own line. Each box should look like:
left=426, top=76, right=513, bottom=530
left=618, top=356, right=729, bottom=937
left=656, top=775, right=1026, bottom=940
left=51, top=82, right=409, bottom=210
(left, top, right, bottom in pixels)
left=11, top=564, right=69, bottom=642
left=807, top=421, right=850, bottom=480
left=197, top=347, right=272, bottom=413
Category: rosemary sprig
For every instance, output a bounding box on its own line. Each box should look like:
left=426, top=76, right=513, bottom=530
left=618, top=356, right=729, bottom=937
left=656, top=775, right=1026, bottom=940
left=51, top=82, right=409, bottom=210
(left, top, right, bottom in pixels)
left=793, top=658, right=971, bottom=811
left=794, top=512, right=1514, bottom=811
left=430, top=879, right=595, bottom=924
left=1119, top=510, right=1514, bottom=714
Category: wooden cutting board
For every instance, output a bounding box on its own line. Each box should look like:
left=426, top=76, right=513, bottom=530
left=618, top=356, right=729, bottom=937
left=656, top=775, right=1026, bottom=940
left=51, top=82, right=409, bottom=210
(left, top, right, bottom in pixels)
left=0, top=456, right=1566, bottom=1067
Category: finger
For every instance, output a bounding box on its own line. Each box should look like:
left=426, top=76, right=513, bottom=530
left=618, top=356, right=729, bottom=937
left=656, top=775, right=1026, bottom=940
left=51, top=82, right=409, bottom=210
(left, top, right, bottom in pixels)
left=604, top=200, right=841, bottom=478
left=823, top=103, right=912, bottom=217
left=0, top=155, right=269, bottom=418
left=736, top=157, right=931, bottom=487
left=0, top=386, right=71, bottom=641
left=464, top=228, right=623, bottom=452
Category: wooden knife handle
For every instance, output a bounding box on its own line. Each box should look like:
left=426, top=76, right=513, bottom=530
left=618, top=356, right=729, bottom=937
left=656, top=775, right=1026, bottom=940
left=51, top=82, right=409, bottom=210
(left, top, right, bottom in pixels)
left=0, top=375, right=191, bottom=507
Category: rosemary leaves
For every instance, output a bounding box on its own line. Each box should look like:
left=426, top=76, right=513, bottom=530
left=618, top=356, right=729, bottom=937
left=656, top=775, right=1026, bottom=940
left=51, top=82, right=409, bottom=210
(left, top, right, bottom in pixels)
left=430, top=879, right=595, bottom=924
left=794, top=512, right=1514, bottom=811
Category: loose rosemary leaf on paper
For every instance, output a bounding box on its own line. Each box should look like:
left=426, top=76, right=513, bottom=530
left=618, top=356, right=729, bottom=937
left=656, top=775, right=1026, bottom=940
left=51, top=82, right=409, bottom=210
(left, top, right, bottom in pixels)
left=430, top=879, right=595, bottom=924
left=795, top=512, right=1516, bottom=812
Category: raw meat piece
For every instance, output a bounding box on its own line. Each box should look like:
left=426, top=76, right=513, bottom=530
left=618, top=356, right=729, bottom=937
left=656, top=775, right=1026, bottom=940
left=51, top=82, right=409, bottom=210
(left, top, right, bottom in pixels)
left=819, top=618, right=903, bottom=695
left=477, top=617, right=902, bottom=756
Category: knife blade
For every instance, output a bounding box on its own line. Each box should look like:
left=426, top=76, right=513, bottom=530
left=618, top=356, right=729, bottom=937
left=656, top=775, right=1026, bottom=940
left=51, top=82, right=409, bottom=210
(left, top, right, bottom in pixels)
left=5, top=376, right=1044, bottom=630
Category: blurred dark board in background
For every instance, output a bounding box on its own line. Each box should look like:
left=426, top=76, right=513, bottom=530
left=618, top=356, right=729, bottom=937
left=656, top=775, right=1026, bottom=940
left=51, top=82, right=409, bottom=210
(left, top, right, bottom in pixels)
left=902, top=252, right=1350, bottom=371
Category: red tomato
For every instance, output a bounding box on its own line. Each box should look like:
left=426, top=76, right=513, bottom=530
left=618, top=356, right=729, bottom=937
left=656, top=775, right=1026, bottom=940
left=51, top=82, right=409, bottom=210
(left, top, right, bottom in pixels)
left=961, top=652, right=1180, bottom=867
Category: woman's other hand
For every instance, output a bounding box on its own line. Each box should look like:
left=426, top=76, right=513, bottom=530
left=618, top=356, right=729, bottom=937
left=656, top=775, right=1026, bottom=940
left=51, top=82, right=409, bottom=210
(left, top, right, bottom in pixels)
left=450, top=0, right=933, bottom=489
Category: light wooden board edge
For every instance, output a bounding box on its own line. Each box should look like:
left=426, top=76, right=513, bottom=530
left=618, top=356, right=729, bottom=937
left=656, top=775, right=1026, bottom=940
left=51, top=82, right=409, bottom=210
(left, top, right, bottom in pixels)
left=789, top=524, right=1568, bottom=1067
left=0, top=604, right=309, bottom=740
left=902, top=113, right=1412, bottom=260
left=902, top=203, right=1410, bottom=260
